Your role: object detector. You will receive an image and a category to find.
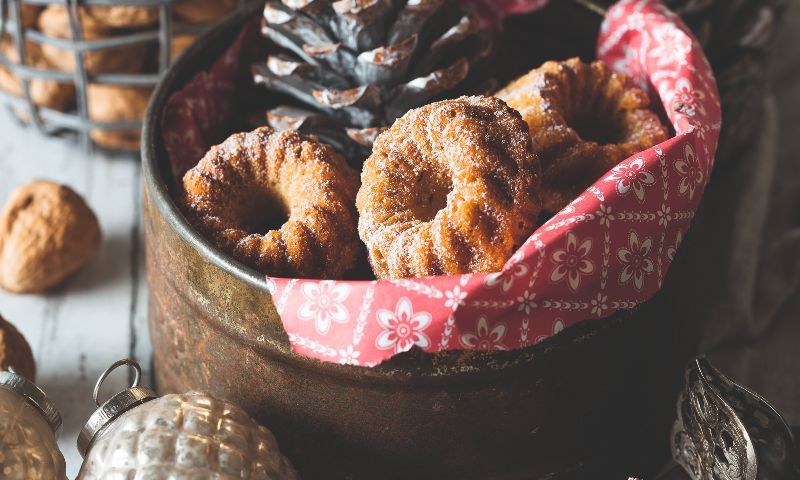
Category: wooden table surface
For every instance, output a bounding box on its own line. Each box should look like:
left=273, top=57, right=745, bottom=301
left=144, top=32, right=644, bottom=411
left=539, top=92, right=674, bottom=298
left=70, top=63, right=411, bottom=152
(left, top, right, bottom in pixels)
left=0, top=115, right=150, bottom=477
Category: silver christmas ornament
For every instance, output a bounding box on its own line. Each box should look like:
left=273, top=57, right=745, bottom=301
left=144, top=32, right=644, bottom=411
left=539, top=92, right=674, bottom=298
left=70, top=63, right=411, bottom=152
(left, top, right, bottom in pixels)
left=671, top=356, right=800, bottom=480
left=0, top=367, right=66, bottom=480
left=77, top=359, right=298, bottom=480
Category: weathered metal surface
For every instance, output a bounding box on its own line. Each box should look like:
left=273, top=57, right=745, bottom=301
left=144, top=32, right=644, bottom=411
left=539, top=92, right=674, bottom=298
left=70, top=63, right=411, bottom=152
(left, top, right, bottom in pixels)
left=141, top=5, right=681, bottom=478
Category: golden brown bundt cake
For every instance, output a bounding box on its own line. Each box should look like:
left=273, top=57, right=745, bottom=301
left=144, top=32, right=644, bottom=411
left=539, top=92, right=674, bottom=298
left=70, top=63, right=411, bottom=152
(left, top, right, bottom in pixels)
left=181, top=127, right=361, bottom=279
left=357, top=96, right=542, bottom=279
left=496, top=58, right=669, bottom=213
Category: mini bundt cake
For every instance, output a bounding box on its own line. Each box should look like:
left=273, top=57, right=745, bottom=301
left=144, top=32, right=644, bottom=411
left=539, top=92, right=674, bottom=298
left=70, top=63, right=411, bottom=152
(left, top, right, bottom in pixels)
left=496, top=58, right=669, bottom=213
left=181, top=127, right=361, bottom=279
left=357, top=96, right=542, bottom=279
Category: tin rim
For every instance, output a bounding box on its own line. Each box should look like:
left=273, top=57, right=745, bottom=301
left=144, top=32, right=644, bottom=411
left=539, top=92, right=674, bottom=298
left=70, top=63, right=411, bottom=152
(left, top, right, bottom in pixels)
left=141, top=2, right=268, bottom=294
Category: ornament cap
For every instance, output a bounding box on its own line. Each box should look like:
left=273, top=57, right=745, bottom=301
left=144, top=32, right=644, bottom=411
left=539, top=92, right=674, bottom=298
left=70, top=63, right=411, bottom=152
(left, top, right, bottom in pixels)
left=0, top=367, right=63, bottom=436
left=78, top=359, right=157, bottom=457
left=671, top=355, right=800, bottom=479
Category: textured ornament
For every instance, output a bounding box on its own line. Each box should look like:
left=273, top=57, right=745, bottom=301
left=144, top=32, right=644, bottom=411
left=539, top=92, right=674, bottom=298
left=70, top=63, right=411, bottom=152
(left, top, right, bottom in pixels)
left=77, top=359, right=297, bottom=480
left=0, top=369, right=66, bottom=480
left=671, top=357, right=800, bottom=479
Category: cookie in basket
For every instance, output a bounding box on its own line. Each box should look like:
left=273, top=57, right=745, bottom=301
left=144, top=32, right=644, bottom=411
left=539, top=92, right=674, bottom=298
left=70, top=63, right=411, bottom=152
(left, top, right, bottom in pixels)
left=0, top=38, right=75, bottom=112
left=357, top=95, right=542, bottom=279
left=37, top=5, right=149, bottom=74
left=180, top=127, right=362, bottom=279
left=87, top=84, right=151, bottom=151
left=496, top=58, right=669, bottom=213
left=173, top=0, right=238, bottom=24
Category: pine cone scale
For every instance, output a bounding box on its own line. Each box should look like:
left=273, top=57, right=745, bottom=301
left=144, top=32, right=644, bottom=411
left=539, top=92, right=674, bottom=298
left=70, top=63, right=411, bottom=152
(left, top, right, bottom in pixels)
left=355, top=34, right=417, bottom=85
left=331, top=0, right=397, bottom=52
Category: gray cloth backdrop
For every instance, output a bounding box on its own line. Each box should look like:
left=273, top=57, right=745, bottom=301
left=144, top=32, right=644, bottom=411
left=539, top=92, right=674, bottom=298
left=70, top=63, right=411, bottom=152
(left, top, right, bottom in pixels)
left=666, top=2, right=800, bottom=424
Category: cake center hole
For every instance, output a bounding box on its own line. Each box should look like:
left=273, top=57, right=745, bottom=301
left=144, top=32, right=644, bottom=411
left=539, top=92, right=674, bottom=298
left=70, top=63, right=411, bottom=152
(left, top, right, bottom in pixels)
left=570, top=113, right=624, bottom=146
left=414, top=173, right=452, bottom=223
left=241, top=191, right=289, bottom=234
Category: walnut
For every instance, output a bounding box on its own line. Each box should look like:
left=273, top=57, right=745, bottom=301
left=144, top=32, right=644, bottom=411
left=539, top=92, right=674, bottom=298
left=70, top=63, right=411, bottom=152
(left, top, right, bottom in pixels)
left=0, top=38, right=76, bottom=112
left=0, top=181, right=101, bottom=293
left=0, top=314, right=36, bottom=380
left=173, top=0, right=238, bottom=23
left=88, top=84, right=152, bottom=151
left=37, top=5, right=149, bottom=75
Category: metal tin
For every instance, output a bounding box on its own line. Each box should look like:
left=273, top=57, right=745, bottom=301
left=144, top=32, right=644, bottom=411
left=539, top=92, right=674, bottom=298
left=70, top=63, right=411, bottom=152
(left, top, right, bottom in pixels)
left=141, top=4, right=683, bottom=478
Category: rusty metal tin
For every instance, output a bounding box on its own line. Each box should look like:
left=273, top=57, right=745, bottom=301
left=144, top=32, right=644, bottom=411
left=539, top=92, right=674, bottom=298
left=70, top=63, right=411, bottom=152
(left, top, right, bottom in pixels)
left=141, top=3, right=682, bottom=478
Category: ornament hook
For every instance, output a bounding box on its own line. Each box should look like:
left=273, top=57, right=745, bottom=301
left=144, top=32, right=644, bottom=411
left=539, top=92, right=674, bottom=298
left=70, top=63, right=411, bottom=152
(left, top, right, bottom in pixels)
left=79, top=358, right=157, bottom=457
left=93, top=358, right=142, bottom=407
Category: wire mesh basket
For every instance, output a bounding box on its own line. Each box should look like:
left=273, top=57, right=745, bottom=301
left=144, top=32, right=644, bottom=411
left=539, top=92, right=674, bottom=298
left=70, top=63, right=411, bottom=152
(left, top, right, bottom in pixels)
left=0, top=0, right=254, bottom=152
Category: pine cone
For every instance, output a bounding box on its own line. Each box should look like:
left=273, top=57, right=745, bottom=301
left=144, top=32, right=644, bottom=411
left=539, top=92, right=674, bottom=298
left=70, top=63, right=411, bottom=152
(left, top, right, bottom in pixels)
left=253, top=0, right=493, bottom=161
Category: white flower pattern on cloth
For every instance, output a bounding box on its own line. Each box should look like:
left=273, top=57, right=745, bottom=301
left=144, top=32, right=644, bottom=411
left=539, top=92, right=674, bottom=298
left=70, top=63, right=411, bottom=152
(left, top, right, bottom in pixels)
left=517, top=290, right=537, bottom=314
left=605, top=157, right=656, bottom=202
left=671, top=78, right=707, bottom=118
left=297, top=281, right=351, bottom=335
left=657, top=204, right=672, bottom=227
left=617, top=231, right=655, bottom=291
left=550, top=231, right=595, bottom=292
left=338, top=345, right=361, bottom=365
left=675, top=143, right=703, bottom=200
left=485, top=257, right=529, bottom=292
left=444, top=286, right=467, bottom=310
left=460, top=316, right=508, bottom=350
left=596, top=204, right=614, bottom=227
left=590, top=294, right=609, bottom=317
left=375, top=298, right=432, bottom=354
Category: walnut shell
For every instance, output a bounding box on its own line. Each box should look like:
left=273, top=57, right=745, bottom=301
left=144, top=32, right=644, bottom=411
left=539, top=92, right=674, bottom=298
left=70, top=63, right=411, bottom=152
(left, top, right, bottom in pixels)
left=0, top=314, right=36, bottom=380
left=19, top=4, right=41, bottom=29
left=0, top=38, right=76, bottom=112
left=88, top=84, right=152, bottom=151
left=37, top=6, right=148, bottom=74
left=0, top=181, right=101, bottom=293
left=75, top=5, right=158, bottom=29
left=173, top=0, right=238, bottom=24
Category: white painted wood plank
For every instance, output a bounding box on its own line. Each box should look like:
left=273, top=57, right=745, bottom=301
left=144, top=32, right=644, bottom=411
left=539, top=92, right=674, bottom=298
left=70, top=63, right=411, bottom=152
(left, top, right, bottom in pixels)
left=0, top=113, right=150, bottom=479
